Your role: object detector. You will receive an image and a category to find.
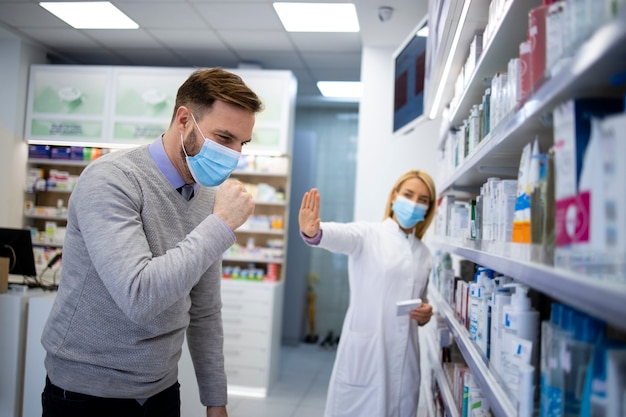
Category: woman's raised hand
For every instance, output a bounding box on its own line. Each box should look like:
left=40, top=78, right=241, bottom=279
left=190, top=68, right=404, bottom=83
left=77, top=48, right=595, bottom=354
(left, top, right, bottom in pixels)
left=299, top=188, right=321, bottom=238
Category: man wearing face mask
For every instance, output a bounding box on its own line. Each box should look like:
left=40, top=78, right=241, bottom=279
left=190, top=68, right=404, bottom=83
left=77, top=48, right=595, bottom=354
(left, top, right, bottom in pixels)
left=298, top=169, right=436, bottom=417
left=40, top=68, right=262, bottom=417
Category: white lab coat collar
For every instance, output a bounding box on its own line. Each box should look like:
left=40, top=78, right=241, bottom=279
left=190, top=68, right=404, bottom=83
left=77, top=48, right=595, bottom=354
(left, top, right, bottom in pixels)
left=382, top=217, right=415, bottom=241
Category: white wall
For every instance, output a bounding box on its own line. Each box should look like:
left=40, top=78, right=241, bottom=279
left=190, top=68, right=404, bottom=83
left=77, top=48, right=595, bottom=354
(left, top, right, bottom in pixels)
left=0, top=35, right=46, bottom=228
left=354, top=46, right=440, bottom=222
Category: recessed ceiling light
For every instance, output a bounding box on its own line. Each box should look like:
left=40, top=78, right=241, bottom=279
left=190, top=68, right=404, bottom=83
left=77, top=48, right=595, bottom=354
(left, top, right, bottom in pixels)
left=317, top=81, right=362, bottom=99
left=273, top=2, right=359, bottom=32
left=39, top=1, right=139, bottom=29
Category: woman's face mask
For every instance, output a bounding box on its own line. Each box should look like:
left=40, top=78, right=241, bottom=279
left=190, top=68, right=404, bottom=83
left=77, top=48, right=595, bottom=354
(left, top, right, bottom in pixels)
left=392, top=195, right=428, bottom=229
left=182, top=113, right=241, bottom=187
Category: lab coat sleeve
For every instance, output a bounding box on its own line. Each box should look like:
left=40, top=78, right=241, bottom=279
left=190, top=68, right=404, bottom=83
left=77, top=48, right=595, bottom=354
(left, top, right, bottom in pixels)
left=314, top=221, right=368, bottom=257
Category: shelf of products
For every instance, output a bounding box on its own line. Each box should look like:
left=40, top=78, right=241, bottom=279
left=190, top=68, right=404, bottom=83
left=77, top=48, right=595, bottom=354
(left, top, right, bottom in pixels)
left=223, top=155, right=291, bottom=283
left=430, top=288, right=516, bottom=417
left=24, top=149, right=109, bottom=265
left=425, top=0, right=492, bottom=119
left=424, top=1, right=626, bottom=416
left=445, top=0, right=539, bottom=130
left=422, top=321, right=461, bottom=417
left=432, top=237, right=626, bottom=332
left=438, top=6, right=626, bottom=192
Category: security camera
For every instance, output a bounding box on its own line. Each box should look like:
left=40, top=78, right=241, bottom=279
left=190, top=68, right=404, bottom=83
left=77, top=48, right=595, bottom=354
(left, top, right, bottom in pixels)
left=378, top=6, right=393, bottom=22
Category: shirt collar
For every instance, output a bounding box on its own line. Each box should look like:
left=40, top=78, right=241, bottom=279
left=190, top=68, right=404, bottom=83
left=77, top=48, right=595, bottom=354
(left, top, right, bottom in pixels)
left=148, top=135, right=195, bottom=191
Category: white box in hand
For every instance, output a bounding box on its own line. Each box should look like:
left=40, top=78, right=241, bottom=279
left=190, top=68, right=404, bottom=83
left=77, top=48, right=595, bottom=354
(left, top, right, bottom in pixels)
left=396, top=298, right=422, bottom=316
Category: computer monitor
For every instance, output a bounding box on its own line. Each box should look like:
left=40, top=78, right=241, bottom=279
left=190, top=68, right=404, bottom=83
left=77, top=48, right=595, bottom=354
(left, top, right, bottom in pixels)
left=392, top=16, right=428, bottom=136
left=0, top=228, right=37, bottom=277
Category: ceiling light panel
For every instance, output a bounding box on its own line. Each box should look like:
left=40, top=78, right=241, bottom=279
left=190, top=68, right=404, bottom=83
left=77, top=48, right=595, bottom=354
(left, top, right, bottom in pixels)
left=273, top=2, right=359, bottom=32
left=317, top=81, right=362, bottom=98
left=39, top=2, right=139, bottom=29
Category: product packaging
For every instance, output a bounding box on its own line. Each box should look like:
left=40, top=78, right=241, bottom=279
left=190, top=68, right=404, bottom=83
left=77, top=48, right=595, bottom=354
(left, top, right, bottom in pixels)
left=519, top=41, right=532, bottom=104
left=489, top=281, right=512, bottom=375
left=552, top=98, right=623, bottom=264
left=502, top=284, right=539, bottom=373
left=539, top=303, right=562, bottom=417
left=561, top=312, right=605, bottom=417
left=529, top=5, right=549, bottom=94
left=580, top=340, right=626, bottom=417
left=512, top=143, right=532, bottom=243
left=545, top=1, right=566, bottom=78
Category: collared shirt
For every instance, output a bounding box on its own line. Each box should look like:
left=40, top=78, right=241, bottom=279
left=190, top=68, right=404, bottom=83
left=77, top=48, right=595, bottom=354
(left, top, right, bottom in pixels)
left=148, top=135, right=234, bottom=240
left=148, top=135, right=197, bottom=195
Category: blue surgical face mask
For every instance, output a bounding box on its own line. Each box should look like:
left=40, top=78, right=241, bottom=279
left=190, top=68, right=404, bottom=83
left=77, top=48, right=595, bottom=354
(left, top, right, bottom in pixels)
left=392, top=195, right=428, bottom=229
left=182, top=114, right=241, bottom=187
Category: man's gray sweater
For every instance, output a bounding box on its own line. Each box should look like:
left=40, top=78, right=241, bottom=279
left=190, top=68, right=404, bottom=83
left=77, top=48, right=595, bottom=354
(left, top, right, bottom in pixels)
left=41, top=145, right=235, bottom=406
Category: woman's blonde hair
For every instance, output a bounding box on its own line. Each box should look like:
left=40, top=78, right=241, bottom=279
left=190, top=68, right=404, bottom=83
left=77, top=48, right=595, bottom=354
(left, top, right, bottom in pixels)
left=383, top=170, right=437, bottom=240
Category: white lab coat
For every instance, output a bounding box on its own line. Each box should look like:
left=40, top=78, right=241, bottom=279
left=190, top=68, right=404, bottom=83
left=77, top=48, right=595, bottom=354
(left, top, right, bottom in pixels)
left=313, top=218, right=432, bottom=417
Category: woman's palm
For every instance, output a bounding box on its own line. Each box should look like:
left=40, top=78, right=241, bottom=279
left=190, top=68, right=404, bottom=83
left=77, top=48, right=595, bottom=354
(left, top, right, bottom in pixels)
left=299, top=188, right=321, bottom=237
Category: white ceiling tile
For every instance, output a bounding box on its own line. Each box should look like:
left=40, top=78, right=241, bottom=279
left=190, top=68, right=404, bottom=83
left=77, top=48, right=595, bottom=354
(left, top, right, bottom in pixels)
left=80, top=28, right=162, bottom=48
left=193, top=3, right=282, bottom=30
left=219, top=30, right=292, bottom=51
left=0, top=3, right=68, bottom=28
left=148, top=28, right=225, bottom=49
left=288, top=32, right=361, bottom=52
left=17, top=28, right=100, bottom=49
left=115, top=2, right=209, bottom=29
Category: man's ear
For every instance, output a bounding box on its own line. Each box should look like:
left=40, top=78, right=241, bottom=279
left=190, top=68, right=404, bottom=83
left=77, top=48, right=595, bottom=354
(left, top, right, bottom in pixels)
left=175, top=106, right=191, bottom=131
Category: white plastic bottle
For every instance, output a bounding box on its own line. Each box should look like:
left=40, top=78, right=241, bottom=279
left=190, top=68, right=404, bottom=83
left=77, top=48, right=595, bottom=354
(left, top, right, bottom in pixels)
left=489, top=277, right=513, bottom=375
left=468, top=267, right=485, bottom=341
left=501, top=283, right=540, bottom=411
left=476, top=272, right=494, bottom=357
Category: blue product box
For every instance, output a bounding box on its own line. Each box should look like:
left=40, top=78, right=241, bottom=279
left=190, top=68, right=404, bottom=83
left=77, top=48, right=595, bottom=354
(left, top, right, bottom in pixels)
left=50, top=146, right=72, bottom=159
left=28, top=145, right=51, bottom=159
left=70, top=146, right=84, bottom=160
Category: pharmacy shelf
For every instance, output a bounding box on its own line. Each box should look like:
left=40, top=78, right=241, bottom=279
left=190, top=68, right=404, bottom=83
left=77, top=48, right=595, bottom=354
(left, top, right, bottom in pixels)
left=431, top=237, right=626, bottom=332
left=423, top=323, right=460, bottom=417
left=445, top=0, right=540, bottom=133
left=27, top=188, right=73, bottom=194
left=430, top=289, right=516, bottom=417
left=222, top=255, right=283, bottom=264
left=437, top=10, right=626, bottom=193
left=24, top=213, right=67, bottom=221
left=27, top=158, right=90, bottom=167
left=424, top=0, right=490, bottom=120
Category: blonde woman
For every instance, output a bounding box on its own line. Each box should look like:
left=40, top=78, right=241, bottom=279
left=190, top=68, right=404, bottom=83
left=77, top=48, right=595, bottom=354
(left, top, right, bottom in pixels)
left=299, top=169, right=436, bottom=417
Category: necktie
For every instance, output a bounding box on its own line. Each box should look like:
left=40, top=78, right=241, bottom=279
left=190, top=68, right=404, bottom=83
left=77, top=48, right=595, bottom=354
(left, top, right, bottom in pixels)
left=177, top=184, right=194, bottom=201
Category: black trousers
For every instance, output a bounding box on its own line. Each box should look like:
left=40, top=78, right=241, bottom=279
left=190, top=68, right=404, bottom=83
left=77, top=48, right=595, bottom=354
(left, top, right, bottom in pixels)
left=42, top=376, right=181, bottom=417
